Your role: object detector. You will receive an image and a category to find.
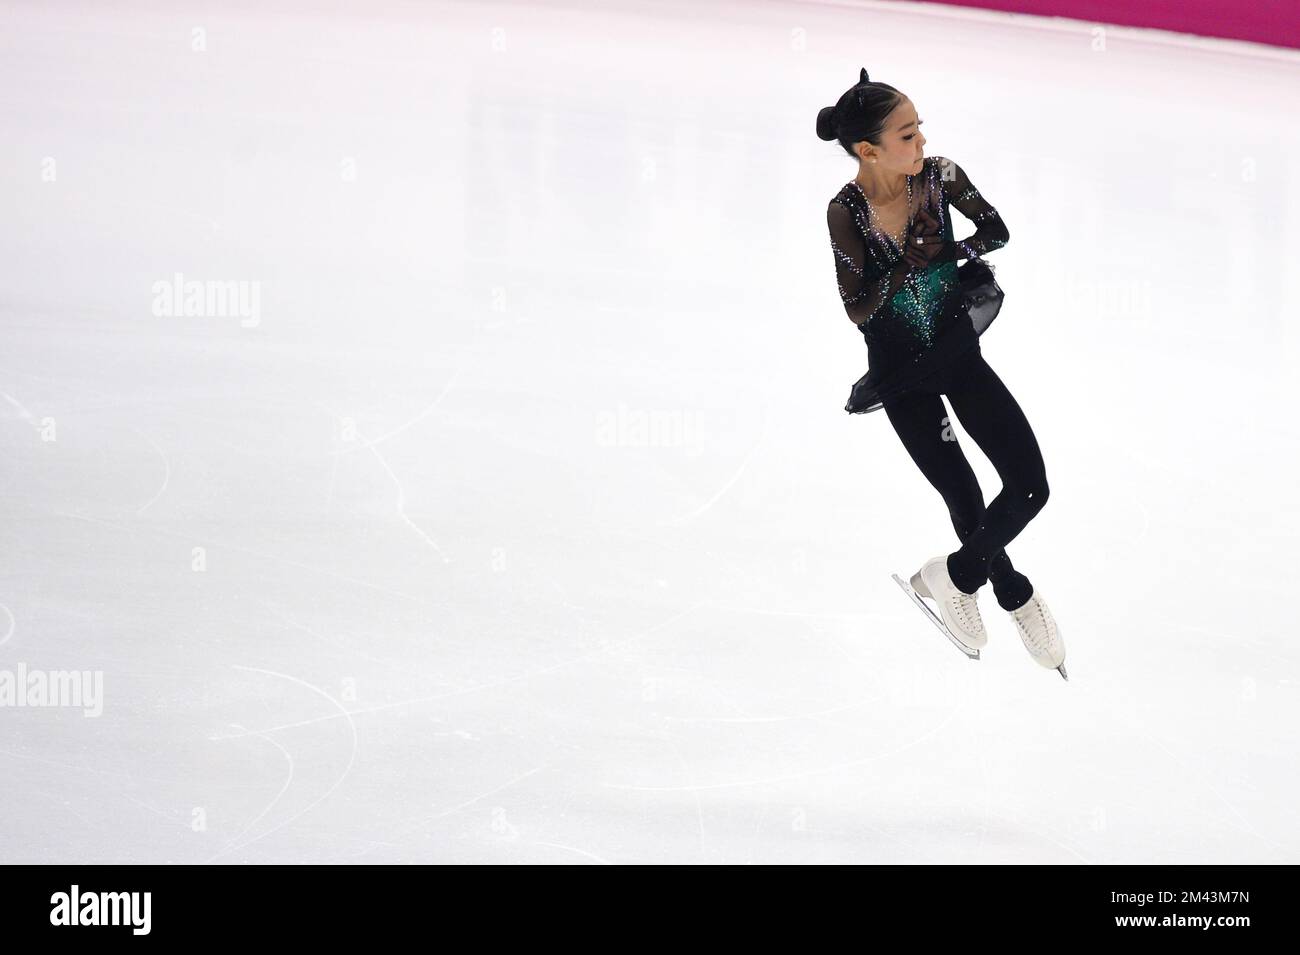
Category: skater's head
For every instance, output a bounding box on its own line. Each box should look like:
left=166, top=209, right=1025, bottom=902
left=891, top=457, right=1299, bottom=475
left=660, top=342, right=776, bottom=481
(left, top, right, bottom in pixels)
left=817, top=69, right=926, bottom=177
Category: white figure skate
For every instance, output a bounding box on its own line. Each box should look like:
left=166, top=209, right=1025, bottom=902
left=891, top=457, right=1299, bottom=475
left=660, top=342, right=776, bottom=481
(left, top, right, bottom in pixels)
left=1010, top=587, right=1068, bottom=681
left=892, top=555, right=987, bottom=658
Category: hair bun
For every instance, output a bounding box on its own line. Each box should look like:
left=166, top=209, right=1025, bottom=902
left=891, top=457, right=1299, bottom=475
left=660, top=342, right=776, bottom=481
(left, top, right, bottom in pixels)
left=816, top=105, right=839, bottom=142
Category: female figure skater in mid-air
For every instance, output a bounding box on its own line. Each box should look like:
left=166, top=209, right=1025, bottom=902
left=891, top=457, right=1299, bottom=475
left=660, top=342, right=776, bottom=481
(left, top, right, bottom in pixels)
left=817, top=68, right=1066, bottom=678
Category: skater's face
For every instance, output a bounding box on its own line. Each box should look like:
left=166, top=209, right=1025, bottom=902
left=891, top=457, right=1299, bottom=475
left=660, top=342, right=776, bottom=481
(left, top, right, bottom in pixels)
left=856, top=98, right=926, bottom=176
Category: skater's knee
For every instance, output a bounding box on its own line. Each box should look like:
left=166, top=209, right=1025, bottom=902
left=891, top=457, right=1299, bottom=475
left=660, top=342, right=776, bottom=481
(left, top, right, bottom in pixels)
left=1004, top=476, right=1047, bottom=515
left=1024, top=478, right=1049, bottom=512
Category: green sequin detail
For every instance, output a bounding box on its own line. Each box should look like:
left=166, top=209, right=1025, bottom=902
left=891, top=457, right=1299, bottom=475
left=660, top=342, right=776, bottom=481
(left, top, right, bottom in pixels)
left=887, top=260, right=959, bottom=348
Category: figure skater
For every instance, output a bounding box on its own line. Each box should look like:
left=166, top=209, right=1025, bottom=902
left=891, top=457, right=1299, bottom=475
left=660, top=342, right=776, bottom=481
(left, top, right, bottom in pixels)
left=817, top=68, right=1066, bottom=677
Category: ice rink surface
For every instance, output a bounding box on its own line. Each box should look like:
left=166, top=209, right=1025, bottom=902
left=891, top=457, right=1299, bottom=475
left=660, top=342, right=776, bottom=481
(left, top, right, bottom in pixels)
left=1, top=0, right=1298, bottom=863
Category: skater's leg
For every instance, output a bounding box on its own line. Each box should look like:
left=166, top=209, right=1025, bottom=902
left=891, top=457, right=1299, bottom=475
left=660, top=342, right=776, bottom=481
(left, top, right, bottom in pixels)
left=884, top=383, right=1033, bottom=609
left=883, top=389, right=983, bottom=531
left=942, top=351, right=1049, bottom=598
left=954, top=511, right=1033, bottom=610
left=986, top=551, right=1034, bottom=611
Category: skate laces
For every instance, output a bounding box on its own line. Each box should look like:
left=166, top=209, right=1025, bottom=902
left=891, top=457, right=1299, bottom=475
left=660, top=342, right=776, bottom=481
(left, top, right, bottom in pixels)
left=1015, top=598, right=1055, bottom=651
left=953, top=589, right=984, bottom=634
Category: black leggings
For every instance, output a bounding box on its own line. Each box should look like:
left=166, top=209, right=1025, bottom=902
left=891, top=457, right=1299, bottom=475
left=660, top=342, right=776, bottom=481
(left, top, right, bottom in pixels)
left=882, top=346, right=1049, bottom=611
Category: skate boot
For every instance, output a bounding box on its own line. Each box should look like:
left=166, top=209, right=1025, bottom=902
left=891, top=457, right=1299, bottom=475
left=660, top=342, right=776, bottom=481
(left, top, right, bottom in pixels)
left=909, top=555, right=987, bottom=651
left=1010, top=587, right=1067, bottom=680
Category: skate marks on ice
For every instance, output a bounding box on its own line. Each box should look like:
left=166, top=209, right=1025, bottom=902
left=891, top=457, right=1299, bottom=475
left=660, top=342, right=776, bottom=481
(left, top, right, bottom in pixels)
left=205, top=664, right=359, bottom=863
left=663, top=408, right=769, bottom=528
left=600, top=703, right=965, bottom=793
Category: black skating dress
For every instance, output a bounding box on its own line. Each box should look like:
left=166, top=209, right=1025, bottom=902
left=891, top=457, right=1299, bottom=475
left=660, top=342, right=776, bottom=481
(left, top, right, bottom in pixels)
left=827, top=155, right=1009, bottom=413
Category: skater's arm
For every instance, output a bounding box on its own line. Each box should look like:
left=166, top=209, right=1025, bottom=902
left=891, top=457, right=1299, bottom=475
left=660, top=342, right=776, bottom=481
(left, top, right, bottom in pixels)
left=827, top=199, right=911, bottom=327
left=937, top=158, right=1009, bottom=261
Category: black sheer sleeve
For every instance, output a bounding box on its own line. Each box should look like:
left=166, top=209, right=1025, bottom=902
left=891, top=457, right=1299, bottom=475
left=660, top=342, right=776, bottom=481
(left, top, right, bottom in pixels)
left=939, top=158, right=1009, bottom=261
left=827, top=199, right=911, bottom=326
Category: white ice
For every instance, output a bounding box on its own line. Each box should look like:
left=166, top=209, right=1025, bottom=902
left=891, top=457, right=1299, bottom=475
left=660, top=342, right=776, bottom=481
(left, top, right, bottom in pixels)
left=1, top=0, right=1298, bottom=864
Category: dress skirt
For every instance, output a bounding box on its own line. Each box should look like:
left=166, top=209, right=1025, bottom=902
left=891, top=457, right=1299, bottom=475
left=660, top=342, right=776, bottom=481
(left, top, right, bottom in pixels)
left=845, top=302, right=982, bottom=414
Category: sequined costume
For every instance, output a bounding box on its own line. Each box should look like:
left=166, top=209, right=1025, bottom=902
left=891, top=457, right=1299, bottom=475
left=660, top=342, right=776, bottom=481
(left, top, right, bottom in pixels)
left=827, top=155, right=1009, bottom=410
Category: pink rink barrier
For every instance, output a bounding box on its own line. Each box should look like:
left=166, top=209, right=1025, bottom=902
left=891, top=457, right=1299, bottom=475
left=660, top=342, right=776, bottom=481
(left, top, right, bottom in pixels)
left=917, top=0, right=1300, bottom=51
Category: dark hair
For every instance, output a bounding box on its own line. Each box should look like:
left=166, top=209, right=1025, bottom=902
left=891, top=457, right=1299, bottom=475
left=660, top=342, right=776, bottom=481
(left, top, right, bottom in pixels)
left=816, top=67, right=904, bottom=159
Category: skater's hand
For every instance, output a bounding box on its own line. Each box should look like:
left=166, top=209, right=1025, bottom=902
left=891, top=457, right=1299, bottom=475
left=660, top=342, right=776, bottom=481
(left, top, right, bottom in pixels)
left=902, top=209, right=949, bottom=269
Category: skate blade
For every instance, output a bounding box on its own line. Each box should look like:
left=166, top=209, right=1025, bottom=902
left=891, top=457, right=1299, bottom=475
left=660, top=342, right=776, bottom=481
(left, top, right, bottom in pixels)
left=892, top=573, right=979, bottom=660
